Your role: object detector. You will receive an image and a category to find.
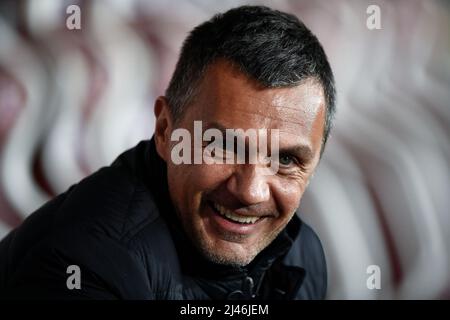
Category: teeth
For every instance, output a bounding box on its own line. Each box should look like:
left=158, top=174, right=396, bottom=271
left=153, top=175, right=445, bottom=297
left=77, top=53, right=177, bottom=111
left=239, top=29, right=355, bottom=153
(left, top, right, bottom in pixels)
left=212, top=202, right=261, bottom=224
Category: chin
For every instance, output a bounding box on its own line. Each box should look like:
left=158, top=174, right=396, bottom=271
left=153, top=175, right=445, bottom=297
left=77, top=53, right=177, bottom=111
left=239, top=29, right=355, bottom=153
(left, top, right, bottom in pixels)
left=197, top=233, right=265, bottom=267
left=202, top=245, right=256, bottom=267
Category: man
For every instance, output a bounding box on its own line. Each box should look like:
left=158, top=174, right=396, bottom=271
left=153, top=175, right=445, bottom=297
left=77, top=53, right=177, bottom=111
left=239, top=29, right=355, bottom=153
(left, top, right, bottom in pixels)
left=0, top=5, right=335, bottom=299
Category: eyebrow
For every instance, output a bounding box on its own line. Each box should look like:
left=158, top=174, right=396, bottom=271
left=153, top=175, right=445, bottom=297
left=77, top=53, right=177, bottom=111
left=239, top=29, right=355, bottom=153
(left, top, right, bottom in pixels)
left=278, top=145, right=314, bottom=163
left=204, top=121, right=314, bottom=162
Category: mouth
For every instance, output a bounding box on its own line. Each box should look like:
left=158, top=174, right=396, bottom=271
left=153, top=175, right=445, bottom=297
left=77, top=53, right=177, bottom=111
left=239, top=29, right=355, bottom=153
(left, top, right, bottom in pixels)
left=204, top=200, right=272, bottom=238
left=210, top=201, right=263, bottom=225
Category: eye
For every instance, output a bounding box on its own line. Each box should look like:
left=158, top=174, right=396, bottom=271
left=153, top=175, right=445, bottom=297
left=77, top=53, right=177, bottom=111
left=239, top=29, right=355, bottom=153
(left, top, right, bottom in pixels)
left=279, top=155, right=296, bottom=166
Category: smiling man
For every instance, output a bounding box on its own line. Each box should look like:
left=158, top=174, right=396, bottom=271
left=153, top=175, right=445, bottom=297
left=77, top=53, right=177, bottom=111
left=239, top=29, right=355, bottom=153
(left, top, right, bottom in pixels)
left=0, top=5, right=335, bottom=299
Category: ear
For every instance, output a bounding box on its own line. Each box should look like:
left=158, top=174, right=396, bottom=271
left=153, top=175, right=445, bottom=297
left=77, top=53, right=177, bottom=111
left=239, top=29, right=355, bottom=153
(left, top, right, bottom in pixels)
left=154, top=96, right=173, bottom=162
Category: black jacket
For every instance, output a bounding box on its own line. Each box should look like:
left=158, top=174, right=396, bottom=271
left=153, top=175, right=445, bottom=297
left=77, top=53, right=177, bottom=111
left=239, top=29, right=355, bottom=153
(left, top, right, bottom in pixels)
left=0, top=138, right=327, bottom=299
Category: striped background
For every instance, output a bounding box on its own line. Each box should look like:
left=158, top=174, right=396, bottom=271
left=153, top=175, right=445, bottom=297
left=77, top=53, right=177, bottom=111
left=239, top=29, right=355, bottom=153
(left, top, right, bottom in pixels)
left=0, top=0, right=449, bottom=299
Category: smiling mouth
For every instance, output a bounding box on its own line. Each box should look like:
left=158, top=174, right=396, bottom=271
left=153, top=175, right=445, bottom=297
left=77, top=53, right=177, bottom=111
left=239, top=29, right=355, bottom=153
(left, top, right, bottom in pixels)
left=209, top=201, right=263, bottom=225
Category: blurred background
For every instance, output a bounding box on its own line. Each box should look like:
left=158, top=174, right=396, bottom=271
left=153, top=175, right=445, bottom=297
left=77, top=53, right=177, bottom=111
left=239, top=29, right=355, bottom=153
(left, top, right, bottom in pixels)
left=0, top=0, right=449, bottom=299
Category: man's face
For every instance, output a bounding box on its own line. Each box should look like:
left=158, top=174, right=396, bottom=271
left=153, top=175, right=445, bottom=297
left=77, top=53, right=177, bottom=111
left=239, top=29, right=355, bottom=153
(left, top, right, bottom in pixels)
left=155, top=60, right=326, bottom=266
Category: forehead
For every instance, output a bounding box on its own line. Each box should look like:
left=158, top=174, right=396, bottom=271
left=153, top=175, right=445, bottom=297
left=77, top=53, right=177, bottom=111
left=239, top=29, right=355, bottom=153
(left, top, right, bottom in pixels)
left=185, top=60, right=326, bottom=146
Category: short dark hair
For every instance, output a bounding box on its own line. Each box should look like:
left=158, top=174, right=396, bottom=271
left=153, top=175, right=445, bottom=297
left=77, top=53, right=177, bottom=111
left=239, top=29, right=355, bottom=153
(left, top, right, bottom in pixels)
left=165, top=5, right=336, bottom=149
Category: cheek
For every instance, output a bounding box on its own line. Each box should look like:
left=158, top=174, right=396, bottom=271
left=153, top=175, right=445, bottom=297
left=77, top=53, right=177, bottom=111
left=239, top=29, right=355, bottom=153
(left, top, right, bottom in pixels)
left=168, top=163, right=231, bottom=204
left=271, top=179, right=305, bottom=216
left=191, top=164, right=232, bottom=193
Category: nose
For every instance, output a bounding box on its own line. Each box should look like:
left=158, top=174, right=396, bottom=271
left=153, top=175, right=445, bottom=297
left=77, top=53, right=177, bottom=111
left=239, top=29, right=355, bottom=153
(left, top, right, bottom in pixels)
left=226, top=164, right=270, bottom=205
